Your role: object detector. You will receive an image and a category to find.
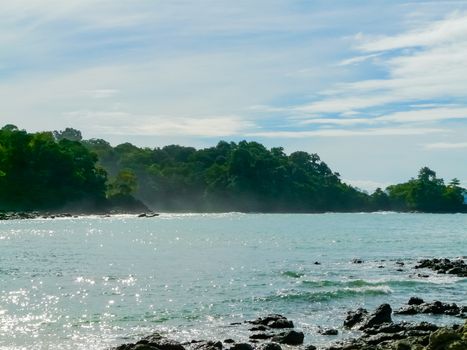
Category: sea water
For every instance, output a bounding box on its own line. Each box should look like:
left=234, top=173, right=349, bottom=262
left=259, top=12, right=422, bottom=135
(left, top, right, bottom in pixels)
left=0, top=213, right=466, bottom=349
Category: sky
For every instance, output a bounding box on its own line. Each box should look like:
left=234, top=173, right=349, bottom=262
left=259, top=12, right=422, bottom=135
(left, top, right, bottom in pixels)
left=1, top=0, right=467, bottom=191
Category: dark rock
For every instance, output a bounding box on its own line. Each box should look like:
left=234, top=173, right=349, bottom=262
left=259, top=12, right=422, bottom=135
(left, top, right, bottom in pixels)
left=250, top=326, right=268, bottom=332
left=229, top=343, right=254, bottom=350
left=260, top=343, right=282, bottom=350
left=272, top=330, right=304, bottom=345
left=304, top=346, right=316, bottom=350
left=360, top=304, right=392, bottom=330
left=408, top=297, right=424, bottom=305
left=142, top=334, right=185, bottom=350
left=249, top=315, right=293, bottom=329
left=396, top=300, right=465, bottom=317
left=223, top=340, right=235, bottom=344
left=314, top=261, right=321, bottom=265
left=250, top=333, right=273, bottom=340
left=319, top=328, right=338, bottom=335
left=343, top=308, right=368, bottom=328
left=192, top=341, right=222, bottom=350
left=415, top=258, right=467, bottom=277
left=352, top=259, right=364, bottom=264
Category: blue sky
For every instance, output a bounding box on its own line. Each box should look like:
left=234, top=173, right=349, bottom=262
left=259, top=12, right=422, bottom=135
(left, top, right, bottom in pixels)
left=1, top=0, right=467, bottom=191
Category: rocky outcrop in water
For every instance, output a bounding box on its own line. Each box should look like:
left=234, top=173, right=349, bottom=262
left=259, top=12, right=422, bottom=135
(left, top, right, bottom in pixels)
left=415, top=258, right=467, bottom=277
left=396, top=299, right=466, bottom=318
left=329, top=304, right=467, bottom=350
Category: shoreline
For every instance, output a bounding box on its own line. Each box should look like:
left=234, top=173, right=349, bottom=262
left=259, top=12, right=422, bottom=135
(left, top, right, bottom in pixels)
left=112, top=258, right=466, bottom=350
left=1, top=210, right=466, bottom=221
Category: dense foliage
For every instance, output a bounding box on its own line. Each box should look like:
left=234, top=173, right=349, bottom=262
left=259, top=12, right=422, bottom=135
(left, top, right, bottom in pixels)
left=0, top=125, right=465, bottom=213
left=0, top=125, right=107, bottom=211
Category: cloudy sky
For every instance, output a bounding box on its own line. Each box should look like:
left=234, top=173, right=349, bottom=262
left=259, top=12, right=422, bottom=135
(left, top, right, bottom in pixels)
left=1, top=0, right=467, bottom=190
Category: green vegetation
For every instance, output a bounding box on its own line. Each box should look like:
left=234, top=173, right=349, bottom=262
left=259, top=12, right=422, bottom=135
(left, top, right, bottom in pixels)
left=0, top=125, right=465, bottom=213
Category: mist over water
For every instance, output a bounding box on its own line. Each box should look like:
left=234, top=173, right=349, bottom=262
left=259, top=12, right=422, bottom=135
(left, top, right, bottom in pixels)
left=0, top=213, right=466, bottom=349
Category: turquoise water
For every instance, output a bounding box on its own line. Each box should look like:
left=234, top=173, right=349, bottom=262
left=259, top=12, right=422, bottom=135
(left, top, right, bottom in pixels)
left=0, top=213, right=466, bottom=349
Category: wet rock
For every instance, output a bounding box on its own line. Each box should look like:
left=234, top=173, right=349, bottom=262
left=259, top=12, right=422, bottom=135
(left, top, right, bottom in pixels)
left=142, top=333, right=185, bottom=350
left=415, top=258, right=467, bottom=277
left=192, top=341, right=223, bottom=350
left=343, top=308, right=368, bottom=328
left=360, top=304, right=392, bottom=330
left=223, top=340, right=235, bottom=344
left=260, top=343, right=282, bottom=350
left=352, top=259, right=364, bottom=264
left=250, top=326, right=268, bottom=332
left=250, top=333, right=273, bottom=340
left=304, top=346, right=317, bottom=350
left=396, top=300, right=465, bottom=317
left=319, top=328, right=338, bottom=335
left=229, top=343, right=254, bottom=350
left=249, top=315, right=293, bottom=329
left=408, top=297, right=424, bottom=305
left=272, top=330, right=304, bottom=345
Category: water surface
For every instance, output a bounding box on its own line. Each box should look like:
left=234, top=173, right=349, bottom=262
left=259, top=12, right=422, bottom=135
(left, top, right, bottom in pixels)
left=0, top=213, right=466, bottom=349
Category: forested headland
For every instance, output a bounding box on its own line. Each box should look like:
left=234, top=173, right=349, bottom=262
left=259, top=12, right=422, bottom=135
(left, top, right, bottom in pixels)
left=0, top=125, right=465, bottom=213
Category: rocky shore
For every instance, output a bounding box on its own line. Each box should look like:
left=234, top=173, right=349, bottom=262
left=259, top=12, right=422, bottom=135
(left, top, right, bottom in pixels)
left=111, top=257, right=466, bottom=350
left=111, top=305, right=466, bottom=350
left=0, top=211, right=159, bottom=220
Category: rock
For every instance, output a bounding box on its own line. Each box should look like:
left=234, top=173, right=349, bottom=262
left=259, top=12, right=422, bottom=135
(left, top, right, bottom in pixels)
left=352, top=259, right=364, bottom=264
left=249, top=315, right=293, bottom=329
left=223, top=340, right=235, bottom=344
left=427, top=328, right=461, bottom=349
left=192, top=341, right=223, bottom=350
left=314, top=261, right=321, bottom=265
left=260, top=343, right=282, bottom=350
left=229, top=344, right=254, bottom=350
left=343, top=308, right=368, bottom=328
left=319, top=328, right=338, bottom=335
left=408, top=297, right=424, bottom=305
left=250, top=333, right=273, bottom=340
left=250, top=326, right=268, bottom=332
left=415, top=258, right=467, bottom=277
left=142, top=333, right=185, bottom=350
left=360, top=304, right=392, bottom=330
left=304, top=346, right=316, bottom=350
left=272, top=330, right=304, bottom=345
left=396, top=300, right=465, bottom=317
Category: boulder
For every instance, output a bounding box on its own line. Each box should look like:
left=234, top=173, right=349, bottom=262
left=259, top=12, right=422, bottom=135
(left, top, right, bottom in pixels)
left=360, top=304, right=392, bottom=330
left=272, top=330, right=304, bottom=345
left=343, top=308, right=368, bottom=328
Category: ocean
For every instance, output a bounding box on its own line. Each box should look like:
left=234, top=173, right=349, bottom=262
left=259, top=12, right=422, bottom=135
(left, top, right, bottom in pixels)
left=0, top=213, right=466, bottom=349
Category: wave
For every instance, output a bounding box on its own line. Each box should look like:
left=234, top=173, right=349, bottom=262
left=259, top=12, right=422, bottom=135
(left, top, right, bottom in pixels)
left=301, top=279, right=424, bottom=289
left=281, top=270, right=305, bottom=278
left=256, top=286, right=392, bottom=303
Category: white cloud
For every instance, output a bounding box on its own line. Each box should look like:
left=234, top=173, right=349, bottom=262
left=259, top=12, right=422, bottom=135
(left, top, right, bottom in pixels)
left=247, top=127, right=446, bottom=138
left=293, top=12, right=467, bottom=117
left=338, top=53, right=382, bottom=66
left=376, top=107, right=467, bottom=123
left=357, top=13, right=467, bottom=52
left=64, top=110, right=254, bottom=137
left=424, top=142, right=467, bottom=149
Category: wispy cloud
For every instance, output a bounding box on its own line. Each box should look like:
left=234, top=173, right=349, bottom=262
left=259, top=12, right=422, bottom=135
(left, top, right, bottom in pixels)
left=247, top=127, right=446, bottom=138
left=64, top=110, right=254, bottom=137
left=424, top=142, right=467, bottom=149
